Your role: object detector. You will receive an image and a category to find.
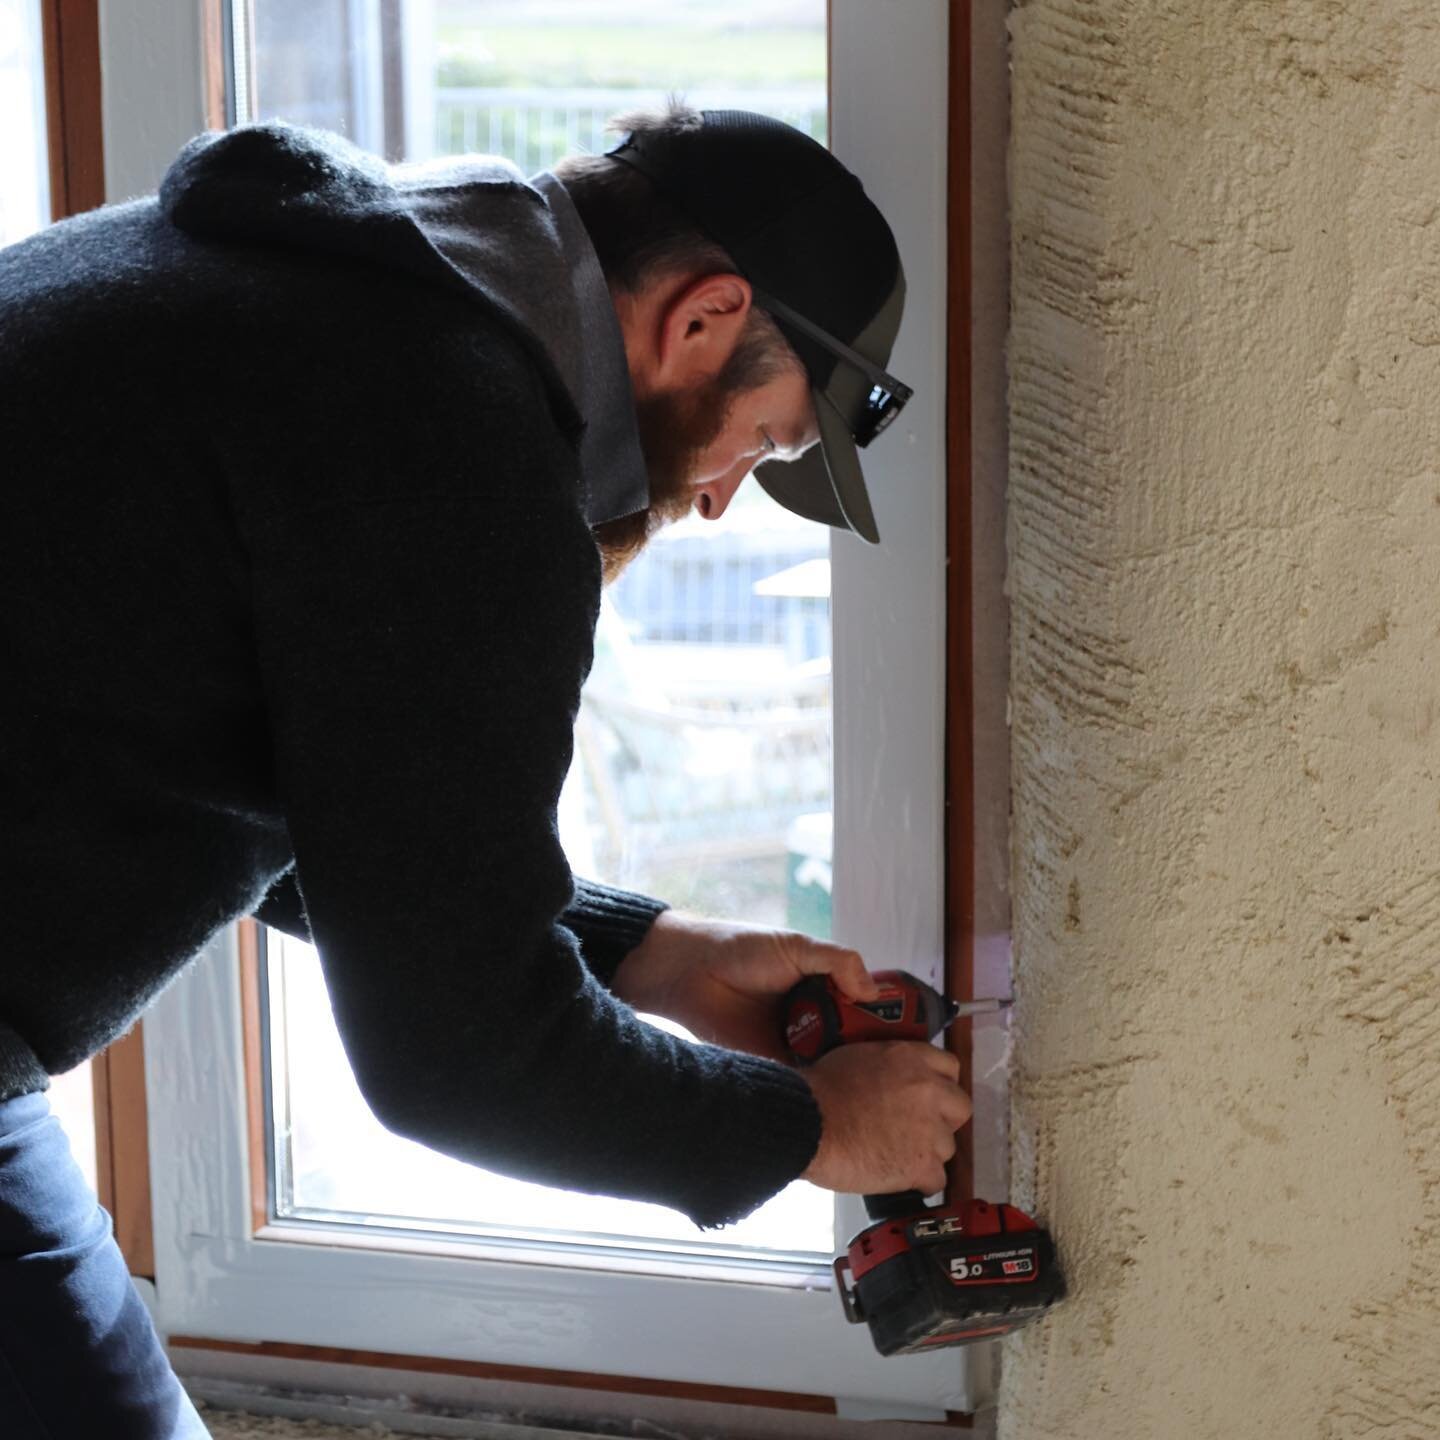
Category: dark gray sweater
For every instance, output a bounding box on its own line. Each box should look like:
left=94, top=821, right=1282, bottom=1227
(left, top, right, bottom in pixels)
left=0, top=125, right=821, bottom=1230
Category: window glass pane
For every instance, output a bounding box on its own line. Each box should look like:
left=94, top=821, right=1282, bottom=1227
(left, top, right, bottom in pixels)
left=0, top=0, right=50, bottom=243
left=245, top=0, right=832, bottom=1265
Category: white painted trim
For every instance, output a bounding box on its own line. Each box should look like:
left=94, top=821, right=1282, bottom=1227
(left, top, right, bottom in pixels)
left=113, top=0, right=964, bottom=1414
left=828, top=0, right=951, bottom=1230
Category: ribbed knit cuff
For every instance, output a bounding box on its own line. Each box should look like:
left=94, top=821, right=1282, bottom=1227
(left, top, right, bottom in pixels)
left=684, top=1049, right=824, bottom=1231
left=0, top=1020, right=51, bottom=1104
left=563, top=877, right=669, bottom=989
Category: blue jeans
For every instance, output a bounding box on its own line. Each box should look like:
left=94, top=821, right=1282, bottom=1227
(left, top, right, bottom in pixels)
left=0, top=1090, right=209, bottom=1438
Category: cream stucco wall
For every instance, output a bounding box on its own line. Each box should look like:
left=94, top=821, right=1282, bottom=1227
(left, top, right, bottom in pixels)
left=1004, top=2, right=1440, bottom=1434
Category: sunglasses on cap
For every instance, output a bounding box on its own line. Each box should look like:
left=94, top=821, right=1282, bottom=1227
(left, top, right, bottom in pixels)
left=752, top=288, right=914, bottom=447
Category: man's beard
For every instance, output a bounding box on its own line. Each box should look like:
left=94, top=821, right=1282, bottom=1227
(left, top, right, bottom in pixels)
left=590, top=378, right=734, bottom=584
left=591, top=315, right=800, bottom=583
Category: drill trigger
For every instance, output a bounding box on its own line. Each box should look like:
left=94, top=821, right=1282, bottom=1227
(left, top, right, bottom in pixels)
left=833, top=1255, right=865, bottom=1324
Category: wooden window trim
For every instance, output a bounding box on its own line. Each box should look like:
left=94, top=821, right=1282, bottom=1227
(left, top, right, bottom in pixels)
left=238, top=919, right=270, bottom=1237
left=944, top=0, right=977, bottom=1210
left=90, top=1029, right=154, bottom=1278
left=40, top=0, right=104, bottom=221
left=201, top=0, right=229, bottom=133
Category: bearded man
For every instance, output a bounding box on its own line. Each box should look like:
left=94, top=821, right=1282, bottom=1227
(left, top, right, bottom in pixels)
left=0, top=104, right=971, bottom=1436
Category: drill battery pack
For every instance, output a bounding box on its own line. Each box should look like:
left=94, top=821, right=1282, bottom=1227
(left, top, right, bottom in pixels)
left=833, top=1198, right=1065, bottom=1356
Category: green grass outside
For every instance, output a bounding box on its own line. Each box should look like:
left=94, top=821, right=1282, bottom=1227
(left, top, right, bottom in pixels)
left=436, top=24, right=825, bottom=92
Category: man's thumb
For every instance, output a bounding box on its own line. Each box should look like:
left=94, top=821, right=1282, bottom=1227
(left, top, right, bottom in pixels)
left=832, top=950, right=882, bottom=999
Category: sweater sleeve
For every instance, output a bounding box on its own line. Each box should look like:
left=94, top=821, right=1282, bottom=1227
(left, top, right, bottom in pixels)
left=556, top=877, right=668, bottom=989
left=242, top=398, right=818, bottom=1231
left=255, top=871, right=667, bottom=991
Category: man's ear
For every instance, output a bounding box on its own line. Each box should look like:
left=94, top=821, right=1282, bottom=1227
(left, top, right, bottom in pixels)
left=653, top=273, right=753, bottom=390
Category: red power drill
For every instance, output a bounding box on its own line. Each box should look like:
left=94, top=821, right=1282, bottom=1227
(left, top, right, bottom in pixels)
left=784, top=970, right=1065, bottom=1356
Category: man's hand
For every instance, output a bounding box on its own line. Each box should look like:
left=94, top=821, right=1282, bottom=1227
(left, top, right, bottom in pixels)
left=611, top=910, right=882, bottom=1063
left=800, top=1042, right=972, bottom=1196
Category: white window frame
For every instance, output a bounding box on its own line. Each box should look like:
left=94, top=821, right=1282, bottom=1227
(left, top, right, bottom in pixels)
left=114, top=0, right=961, bottom=1417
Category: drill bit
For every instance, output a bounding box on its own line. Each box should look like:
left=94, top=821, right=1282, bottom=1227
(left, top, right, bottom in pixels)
left=946, top=997, right=1014, bottom=1022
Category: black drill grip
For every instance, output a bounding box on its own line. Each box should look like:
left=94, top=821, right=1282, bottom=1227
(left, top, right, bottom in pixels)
left=864, top=1190, right=929, bottom=1221
left=784, top=972, right=957, bottom=1220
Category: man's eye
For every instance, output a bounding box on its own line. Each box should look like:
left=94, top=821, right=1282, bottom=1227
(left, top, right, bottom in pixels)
left=762, top=430, right=778, bottom=454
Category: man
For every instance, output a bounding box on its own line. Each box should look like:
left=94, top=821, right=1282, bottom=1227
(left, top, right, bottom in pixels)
left=0, top=104, right=972, bottom=1435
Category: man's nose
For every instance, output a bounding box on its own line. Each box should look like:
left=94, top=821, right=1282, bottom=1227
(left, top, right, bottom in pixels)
left=694, top=459, right=753, bottom=522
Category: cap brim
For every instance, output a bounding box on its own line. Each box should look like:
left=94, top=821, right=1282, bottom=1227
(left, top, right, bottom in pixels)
left=754, top=387, right=881, bottom=544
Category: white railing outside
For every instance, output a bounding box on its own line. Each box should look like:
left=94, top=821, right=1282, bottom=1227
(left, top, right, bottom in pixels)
left=434, top=84, right=826, bottom=169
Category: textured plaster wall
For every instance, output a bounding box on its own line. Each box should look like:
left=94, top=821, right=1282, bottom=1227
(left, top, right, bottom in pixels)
left=1004, top=3, right=1440, bottom=1435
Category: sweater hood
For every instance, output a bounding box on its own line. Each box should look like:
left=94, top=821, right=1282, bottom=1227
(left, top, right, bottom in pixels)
left=159, top=123, right=582, bottom=436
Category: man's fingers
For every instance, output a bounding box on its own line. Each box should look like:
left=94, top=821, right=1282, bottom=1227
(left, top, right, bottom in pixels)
left=785, top=935, right=880, bottom=998
left=920, top=1044, right=963, bottom=1082
left=945, top=1090, right=974, bottom=1129
left=828, top=946, right=881, bottom=998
